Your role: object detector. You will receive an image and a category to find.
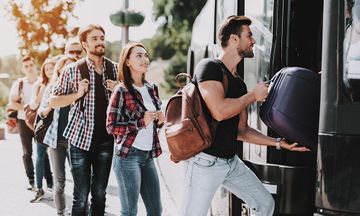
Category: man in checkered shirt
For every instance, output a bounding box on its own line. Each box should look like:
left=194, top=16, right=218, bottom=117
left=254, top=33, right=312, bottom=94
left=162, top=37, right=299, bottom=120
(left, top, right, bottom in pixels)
left=49, top=24, right=118, bottom=215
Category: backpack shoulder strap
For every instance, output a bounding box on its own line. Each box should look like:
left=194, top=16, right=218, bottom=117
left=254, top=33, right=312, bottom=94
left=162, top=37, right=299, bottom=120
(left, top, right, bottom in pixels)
left=212, top=59, right=229, bottom=95
left=77, top=58, right=89, bottom=81
left=18, top=79, right=24, bottom=101
left=222, top=73, right=228, bottom=96
left=104, top=58, right=115, bottom=81
left=76, top=58, right=89, bottom=112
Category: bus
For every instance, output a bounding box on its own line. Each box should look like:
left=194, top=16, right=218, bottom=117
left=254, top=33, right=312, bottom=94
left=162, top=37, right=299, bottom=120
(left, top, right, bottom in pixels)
left=186, top=0, right=360, bottom=215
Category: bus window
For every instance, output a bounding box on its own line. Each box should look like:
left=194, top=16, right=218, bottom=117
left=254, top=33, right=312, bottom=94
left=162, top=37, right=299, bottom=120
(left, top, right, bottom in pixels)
left=244, top=0, right=274, bottom=91
left=242, top=0, right=274, bottom=163
left=344, top=0, right=360, bottom=102
left=216, top=0, right=237, bottom=32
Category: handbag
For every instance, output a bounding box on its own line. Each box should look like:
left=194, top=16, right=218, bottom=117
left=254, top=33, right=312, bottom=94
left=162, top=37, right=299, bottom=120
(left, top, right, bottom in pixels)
left=24, top=85, right=42, bottom=131
left=34, top=110, right=54, bottom=144
left=6, top=80, right=24, bottom=134
left=24, top=105, right=37, bottom=131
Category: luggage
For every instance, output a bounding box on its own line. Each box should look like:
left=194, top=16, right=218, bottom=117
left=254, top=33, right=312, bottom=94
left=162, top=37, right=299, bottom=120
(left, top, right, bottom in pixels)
left=260, top=67, right=321, bottom=148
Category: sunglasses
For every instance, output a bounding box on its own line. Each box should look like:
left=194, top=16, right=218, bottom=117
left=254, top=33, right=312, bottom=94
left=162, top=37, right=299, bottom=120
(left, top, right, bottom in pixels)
left=69, top=50, right=82, bottom=55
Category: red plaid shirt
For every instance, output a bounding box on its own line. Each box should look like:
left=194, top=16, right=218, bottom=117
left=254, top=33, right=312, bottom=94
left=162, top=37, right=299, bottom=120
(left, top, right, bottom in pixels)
left=106, top=81, right=162, bottom=158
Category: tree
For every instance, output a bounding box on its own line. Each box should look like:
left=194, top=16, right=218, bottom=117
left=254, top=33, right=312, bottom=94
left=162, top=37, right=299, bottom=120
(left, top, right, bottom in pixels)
left=151, top=0, right=207, bottom=93
left=7, top=0, right=78, bottom=64
left=152, top=0, right=207, bottom=56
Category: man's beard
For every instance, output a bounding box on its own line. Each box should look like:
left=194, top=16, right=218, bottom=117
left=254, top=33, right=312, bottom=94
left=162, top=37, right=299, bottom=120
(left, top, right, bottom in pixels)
left=238, top=49, right=254, bottom=58
left=90, top=45, right=105, bottom=57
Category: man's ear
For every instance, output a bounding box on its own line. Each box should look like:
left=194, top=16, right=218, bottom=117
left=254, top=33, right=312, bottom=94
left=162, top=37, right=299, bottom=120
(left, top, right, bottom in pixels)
left=81, top=41, right=88, bottom=52
left=230, top=34, right=238, bottom=44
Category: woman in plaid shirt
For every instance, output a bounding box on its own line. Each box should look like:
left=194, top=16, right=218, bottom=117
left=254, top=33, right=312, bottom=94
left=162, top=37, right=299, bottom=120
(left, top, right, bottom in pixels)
left=106, top=42, right=165, bottom=216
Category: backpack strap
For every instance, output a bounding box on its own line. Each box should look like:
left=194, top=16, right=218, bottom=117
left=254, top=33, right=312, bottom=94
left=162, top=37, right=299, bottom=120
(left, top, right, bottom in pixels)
left=77, top=59, right=89, bottom=112
left=104, top=58, right=115, bottom=81
left=18, top=79, right=24, bottom=102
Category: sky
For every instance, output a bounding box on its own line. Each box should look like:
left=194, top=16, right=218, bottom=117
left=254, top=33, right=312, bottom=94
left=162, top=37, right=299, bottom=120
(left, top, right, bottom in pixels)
left=0, top=0, right=161, bottom=57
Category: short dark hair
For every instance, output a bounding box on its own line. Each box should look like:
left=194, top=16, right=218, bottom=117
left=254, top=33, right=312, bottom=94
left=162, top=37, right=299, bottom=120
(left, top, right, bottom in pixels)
left=21, top=55, right=34, bottom=63
left=78, top=24, right=105, bottom=50
left=217, top=15, right=252, bottom=48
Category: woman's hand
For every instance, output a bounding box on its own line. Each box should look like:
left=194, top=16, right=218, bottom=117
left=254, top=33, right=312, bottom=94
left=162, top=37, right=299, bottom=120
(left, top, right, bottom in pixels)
left=104, top=79, right=118, bottom=92
left=155, top=111, right=165, bottom=125
left=144, top=111, right=156, bottom=127
left=280, top=140, right=311, bottom=152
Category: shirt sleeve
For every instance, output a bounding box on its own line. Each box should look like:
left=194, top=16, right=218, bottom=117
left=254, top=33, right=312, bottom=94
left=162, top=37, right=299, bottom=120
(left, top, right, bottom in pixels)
left=194, top=59, right=223, bottom=83
left=38, top=85, right=52, bottom=118
left=9, top=80, right=20, bottom=102
left=106, top=86, right=145, bottom=136
left=29, top=82, right=41, bottom=110
left=52, top=66, right=75, bottom=96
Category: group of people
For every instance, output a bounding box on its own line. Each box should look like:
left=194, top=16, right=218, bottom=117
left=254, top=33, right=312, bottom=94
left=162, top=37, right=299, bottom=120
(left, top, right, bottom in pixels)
left=8, top=15, right=309, bottom=216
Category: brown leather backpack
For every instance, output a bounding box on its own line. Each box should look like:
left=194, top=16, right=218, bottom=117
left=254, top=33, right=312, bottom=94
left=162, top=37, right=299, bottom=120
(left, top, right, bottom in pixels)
left=164, top=72, right=228, bottom=162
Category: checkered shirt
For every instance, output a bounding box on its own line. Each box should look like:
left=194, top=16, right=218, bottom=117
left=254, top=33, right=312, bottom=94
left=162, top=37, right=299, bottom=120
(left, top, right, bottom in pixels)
left=106, top=81, right=162, bottom=158
left=39, top=84, right=60, bottom=148
left=52, top=56, right=118, bottom=151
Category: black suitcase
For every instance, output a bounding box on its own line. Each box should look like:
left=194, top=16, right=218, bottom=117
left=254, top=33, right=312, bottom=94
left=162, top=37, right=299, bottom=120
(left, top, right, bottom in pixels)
left=260, top=67, right=321, bottom=148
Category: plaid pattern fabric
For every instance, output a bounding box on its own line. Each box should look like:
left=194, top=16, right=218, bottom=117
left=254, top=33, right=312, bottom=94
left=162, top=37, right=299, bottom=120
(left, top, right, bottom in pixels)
left=106, top=81, right=162, bottom=158
left=40, top=84, right=59, bottom=148
left=52, top=56, right=118, bottom=151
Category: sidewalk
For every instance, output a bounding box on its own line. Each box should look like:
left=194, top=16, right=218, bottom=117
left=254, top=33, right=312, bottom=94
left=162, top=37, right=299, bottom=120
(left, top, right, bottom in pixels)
left=0, top=129, right=180, bottom=216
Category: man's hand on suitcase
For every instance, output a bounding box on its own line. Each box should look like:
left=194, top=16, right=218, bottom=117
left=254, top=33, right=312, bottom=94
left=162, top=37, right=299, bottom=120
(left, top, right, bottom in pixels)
left=252, top=82, right=269, bottom=101
left=281, top=140, right=311, bottom=152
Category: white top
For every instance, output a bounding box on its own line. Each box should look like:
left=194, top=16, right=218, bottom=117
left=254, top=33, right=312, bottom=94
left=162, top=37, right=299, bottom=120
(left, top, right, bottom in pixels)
left=347, top=40, right=360, bottom=79
left=9, top=78, right=40, bottom=120
left=132, top=84, right=156, bottom=151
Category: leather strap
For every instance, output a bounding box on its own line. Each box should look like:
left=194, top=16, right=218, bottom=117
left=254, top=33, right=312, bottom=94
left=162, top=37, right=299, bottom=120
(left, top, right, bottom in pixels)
left=77, top=58, right=115, bottom=112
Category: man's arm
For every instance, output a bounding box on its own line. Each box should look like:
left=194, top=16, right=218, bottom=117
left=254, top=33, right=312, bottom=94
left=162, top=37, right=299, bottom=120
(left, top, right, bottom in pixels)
left=49, top=79, right=89, bottom=108
left=8, top=81, right=24, bottom=110
left=237, top=110, right=310, bottom=151
left=198, top=80, right=267, bottom=121
left=7, top=100, right=24, bottom=111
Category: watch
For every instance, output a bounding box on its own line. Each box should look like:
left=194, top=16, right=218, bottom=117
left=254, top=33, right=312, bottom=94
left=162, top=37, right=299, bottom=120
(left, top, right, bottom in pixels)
left=275, top=138, right=282, bottom=150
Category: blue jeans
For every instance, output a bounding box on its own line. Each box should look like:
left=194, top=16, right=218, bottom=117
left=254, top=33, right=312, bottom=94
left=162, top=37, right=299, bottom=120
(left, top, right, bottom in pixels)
left=181, top=152, right=274, bottom=216
left=49, top=142, right=69, bottom=215
left=113, top=147, right=162, bottom=216
left=69, top=141, right=113, bottom=216
left=35, top=141, right=53, bottom=189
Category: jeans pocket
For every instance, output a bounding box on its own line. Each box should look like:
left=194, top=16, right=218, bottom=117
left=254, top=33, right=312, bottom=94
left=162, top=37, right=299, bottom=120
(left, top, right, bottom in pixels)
left=193, top=157, right=216, bottom=167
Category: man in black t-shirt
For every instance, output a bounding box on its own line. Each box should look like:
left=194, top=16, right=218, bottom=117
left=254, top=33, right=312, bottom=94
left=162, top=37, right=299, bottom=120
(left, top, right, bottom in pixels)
left=181, top=15, right=310, bottom=216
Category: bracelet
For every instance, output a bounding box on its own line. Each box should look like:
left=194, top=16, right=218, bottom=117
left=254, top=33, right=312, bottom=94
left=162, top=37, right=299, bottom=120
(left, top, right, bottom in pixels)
left=275, top=137, right=282, bottom=150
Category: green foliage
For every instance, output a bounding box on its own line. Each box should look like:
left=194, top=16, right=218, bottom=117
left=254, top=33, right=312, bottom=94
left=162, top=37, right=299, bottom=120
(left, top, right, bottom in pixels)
left=0, top=80, right=10, bottom=123
left=7, top=0, right=78, bottom=64
left=151, top=0, right=206, bottom=92
left=105, top=40, right=121, bottom=62
left=142, top=34, right=176, bottom=60
left=162, top=53, right=187, bottom=92
left=110, top=10, right=145, bottom=27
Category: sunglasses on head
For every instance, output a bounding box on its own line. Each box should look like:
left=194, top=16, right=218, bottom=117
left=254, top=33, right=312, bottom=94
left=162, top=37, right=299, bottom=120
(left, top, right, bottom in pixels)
left=69, top=50, right=82, bottom=55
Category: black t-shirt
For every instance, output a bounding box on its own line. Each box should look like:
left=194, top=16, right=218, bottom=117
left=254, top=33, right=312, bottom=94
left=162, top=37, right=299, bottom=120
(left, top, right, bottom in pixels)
left=91, top=72, right=113, bottom=145
left=194, top=58, right=248, bottom=158
left=57, top=105, right=70, bottom=142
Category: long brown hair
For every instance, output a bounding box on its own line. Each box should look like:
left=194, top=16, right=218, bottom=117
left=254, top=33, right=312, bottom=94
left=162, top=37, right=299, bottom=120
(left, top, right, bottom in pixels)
left=40, top=58, right=56, bottom=85
left=118, top=42, right=147, bottom=91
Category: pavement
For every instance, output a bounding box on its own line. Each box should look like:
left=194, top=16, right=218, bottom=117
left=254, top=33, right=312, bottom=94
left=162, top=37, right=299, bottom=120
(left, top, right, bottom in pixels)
left=0, top=128, right=182, bottom=216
